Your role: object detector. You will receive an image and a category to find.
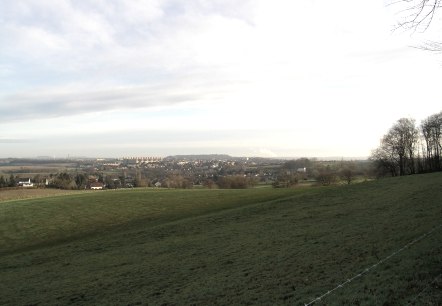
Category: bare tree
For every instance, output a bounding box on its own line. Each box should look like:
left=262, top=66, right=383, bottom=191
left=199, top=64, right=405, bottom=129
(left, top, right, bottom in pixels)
left=401, top=118, right=419, bottom=174
left=340, top=167, right=355, bottom=184
left=421, top=111, right=442, bottom=171
left=390, top=0, right=442, bottom=51
left=371, top=118, right=419, bottom=176
left=370, top=145, right=399, bottom=177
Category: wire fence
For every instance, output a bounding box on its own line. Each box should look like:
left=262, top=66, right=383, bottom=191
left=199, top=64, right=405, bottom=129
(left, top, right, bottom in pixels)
left=304, top=224, right=442, bottom=306
left=407, top=272, right=441, bottom=305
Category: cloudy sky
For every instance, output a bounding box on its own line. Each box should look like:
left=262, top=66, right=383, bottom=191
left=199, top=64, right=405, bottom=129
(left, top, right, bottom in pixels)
left=1, top=0, right=441, bottom=158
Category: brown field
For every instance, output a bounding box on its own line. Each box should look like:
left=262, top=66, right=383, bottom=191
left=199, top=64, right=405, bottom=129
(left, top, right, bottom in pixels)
left=0, top=163, right=78, bottom=176
left=0, top=188, right=91, bottom=202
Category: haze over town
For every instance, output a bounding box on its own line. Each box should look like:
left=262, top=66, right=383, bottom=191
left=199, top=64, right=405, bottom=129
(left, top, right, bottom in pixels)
left=1, top=0, right=441, bottom=158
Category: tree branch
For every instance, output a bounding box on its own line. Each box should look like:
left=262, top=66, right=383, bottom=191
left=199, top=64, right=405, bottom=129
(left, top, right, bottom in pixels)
left=391, top=0, right=441, bottom=32
left=412, top=40, right=442, bottom=52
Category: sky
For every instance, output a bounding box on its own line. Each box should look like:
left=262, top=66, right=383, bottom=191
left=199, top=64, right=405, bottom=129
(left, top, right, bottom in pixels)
left=1, top=0, right=441, bottom=158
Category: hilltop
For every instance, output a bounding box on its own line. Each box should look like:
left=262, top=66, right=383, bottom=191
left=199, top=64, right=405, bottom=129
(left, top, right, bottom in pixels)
left=0, top=173, right=441, bottom=305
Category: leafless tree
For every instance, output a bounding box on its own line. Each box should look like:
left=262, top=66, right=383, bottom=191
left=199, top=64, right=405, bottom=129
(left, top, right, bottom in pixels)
left=370, top=145, right=399, bottom=177
left=421, top=111, right=442, bottom=170
left=340, top=167, right=354, bottom=184
left=390, top=0, right=442, bottom=51
left=371, top=118, right=419, bottom=176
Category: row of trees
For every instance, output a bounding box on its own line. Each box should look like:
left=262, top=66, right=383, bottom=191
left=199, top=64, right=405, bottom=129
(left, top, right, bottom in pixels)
left=0, top=173, right=91, bottom=190
left=272, top=159, right=370, bottom=187
left=371, top=112, right=441, bottom=176
left=0, top=175, right=18, bottom=188
left=371, top=1, right=441, bottom=175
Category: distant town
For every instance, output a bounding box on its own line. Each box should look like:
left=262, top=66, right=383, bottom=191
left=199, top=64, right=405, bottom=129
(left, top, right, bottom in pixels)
left=0, top=155, right=371, bottom=190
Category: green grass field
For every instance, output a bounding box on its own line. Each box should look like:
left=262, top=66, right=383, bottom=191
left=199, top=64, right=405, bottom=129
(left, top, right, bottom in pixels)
left=0, top=173, right=441, bottom=305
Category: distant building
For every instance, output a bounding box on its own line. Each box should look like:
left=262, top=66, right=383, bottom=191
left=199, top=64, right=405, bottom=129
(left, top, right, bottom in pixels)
left=17, top=178, right=34, bottom=188
left=297, top=167, right=307, bottom=173
left=90, top=182, right=104, bottom=190
left=120, top=157, right=163, bottom=164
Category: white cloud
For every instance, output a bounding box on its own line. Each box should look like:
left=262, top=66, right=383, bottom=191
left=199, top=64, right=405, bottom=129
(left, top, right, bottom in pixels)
left=1, top=0, right=442, bottom=157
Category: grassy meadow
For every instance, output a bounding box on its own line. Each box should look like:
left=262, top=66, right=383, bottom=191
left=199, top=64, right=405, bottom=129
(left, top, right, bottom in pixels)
left=0, top=187, right=307, bottom=254
left=0, top=173, right=441, bottom=305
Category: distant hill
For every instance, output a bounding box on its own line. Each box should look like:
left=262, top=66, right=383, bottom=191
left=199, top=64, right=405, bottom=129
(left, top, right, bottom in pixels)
left=165, top=154, right=233, bottom=161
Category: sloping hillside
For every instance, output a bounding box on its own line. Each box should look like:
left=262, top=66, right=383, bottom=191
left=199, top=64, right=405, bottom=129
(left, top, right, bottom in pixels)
left=1, top=173, right=441, bottom=305
left=0, top=187, right=306, bottom=254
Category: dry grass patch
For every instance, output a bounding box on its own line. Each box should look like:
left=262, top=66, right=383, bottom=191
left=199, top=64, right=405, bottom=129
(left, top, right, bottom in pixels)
left=0, top=188, right=90, bottom=202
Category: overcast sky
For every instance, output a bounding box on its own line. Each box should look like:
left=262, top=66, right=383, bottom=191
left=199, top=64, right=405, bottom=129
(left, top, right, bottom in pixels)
left=1, top=0, right=441, bottom=158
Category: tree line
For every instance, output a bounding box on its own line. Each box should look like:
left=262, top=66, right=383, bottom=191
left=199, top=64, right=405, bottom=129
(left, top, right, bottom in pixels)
left=0, top=174, right=18, bottom=188
left=370, top=111, right=442, bottom=176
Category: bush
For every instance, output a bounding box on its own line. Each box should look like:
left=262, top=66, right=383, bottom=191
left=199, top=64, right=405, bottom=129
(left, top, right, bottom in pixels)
left=315, top=169, right=337, bottom=186
left=272, top=174, right=299, bottom=188
left=217, top=175, right=255, bottom=189
left=163, top=175, right=193, bottom=189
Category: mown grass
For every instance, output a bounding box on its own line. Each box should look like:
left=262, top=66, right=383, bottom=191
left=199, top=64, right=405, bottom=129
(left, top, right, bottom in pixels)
left=0, top=173, right=441, bottom=305
left=0, top=187, right=309, bottom=254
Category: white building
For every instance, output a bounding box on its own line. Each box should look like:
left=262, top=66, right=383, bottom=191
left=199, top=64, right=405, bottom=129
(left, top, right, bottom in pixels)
left=17, top=178, right=34, bottom=188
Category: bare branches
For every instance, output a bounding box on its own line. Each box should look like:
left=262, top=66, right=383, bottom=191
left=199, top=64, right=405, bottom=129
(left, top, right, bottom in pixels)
left=414, top=40, right=442, bottom=52
left=389, top=0, right=442, bottom=53
left=391, top=0, right=441, bottom=32
left=371, top=118, right=419, bottom=176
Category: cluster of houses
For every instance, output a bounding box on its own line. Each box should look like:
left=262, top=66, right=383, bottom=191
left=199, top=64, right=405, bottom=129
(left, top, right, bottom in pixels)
left=14, top=177, right=105, bottom=190
left=7, top=156, right=315, bottom=190
left=119, top=157, right=163, bottom=164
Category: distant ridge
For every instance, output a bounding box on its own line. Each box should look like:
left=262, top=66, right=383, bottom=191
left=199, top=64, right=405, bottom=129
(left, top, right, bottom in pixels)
left=165, top=154, right=232, bottom=161
left=164, top=154, right=368, bottom=161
